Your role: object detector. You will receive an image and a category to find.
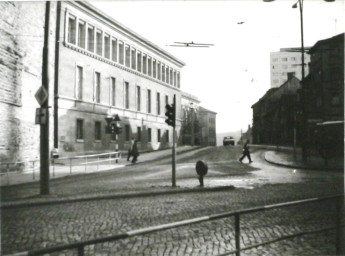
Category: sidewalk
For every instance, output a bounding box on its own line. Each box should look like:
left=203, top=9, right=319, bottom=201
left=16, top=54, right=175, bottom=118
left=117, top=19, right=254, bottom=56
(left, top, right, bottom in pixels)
left=264, top=150, right=344, bottom=171
left=0, top=146, right=200, bottom=187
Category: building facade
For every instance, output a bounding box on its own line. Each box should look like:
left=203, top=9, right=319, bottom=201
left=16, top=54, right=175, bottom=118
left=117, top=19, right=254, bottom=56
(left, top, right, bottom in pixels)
left=252, top=77, right=301, bottom=146
left=0, top=1, right=185, bottom=171
left=57, top=1, right=185, bottom=156
left=180, top=92, right=201, bottom=146
left=270, top=48, right=310, bottom=88
left=198, top=107, right=217, bottom=146
left=301, top=33, right=344, bottom=157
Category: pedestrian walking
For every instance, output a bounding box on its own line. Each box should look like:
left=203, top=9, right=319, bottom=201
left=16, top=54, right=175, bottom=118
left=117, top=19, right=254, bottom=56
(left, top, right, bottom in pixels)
left=127, top=137, right=135, bottom=161
left=239, top=139, right=252, bottom=163
left=131, top=140, right=139, bottom=164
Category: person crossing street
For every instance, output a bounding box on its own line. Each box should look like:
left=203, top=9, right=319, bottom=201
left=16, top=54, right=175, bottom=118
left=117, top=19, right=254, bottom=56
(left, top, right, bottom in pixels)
left=239, top=139, right=252, bottom=163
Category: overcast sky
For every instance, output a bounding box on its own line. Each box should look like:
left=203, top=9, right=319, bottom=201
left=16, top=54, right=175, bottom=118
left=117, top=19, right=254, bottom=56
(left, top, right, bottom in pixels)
left=92, top=0, right=345, bottom=133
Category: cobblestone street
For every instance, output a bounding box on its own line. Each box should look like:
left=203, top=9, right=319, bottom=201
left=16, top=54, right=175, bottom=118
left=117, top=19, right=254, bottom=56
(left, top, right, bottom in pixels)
left=1, top=147, right=344, bottom=255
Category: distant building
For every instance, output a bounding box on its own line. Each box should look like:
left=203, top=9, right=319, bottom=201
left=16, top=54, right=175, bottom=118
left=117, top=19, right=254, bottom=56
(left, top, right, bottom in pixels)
left=180, top=91, right=201, bottom=146
left=270, top=48, right=310, bottom=88
left=252, top=76, right=301, bottom=146
left=198, top=107, right=217, bottom=146
left=238, top=125, right=252, bottom=145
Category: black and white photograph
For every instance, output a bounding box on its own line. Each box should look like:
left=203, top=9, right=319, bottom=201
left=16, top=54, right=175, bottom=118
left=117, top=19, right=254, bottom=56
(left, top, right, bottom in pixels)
left=0, top=0, right=344, bottom=255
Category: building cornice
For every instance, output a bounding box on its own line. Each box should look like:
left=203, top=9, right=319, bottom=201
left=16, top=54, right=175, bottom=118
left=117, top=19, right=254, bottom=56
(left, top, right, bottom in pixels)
left=67, top=1, right=185, bottom=68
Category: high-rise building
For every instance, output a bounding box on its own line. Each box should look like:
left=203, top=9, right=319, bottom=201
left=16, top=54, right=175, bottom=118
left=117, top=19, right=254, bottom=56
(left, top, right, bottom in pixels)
left=270, top=48, right=310, bottom=88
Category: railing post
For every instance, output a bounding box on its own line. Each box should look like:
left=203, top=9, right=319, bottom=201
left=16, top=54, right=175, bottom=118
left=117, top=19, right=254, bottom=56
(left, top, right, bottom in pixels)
left=235, top=213, right=241, bottom=256
left=52, top=158, right=55, bottom=177
left=77, top=246, right=84, bottom=256
left=70, top=158, right=72, bottom=174
left=33, top=161, right=35, bottom=180
left=336, top=196, right=345, bottom=255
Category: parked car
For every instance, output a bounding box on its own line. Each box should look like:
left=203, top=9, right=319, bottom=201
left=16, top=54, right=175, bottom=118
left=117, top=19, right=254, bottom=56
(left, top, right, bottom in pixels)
left=223, top=136, right=235, bottom=146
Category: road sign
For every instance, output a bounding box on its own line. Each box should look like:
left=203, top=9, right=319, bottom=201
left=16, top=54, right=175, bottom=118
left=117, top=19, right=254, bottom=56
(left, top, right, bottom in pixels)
left=35, top=86, right=48, bottom=106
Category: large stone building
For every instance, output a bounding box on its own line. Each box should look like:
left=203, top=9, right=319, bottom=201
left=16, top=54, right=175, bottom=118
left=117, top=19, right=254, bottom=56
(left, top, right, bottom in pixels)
left=270, top=48, right=310, bottom=88
left=0, top=1, right=185, bottom=170
left=198, top=107, right=217, bottom=146
left=57, top=1, right=184, bottom=155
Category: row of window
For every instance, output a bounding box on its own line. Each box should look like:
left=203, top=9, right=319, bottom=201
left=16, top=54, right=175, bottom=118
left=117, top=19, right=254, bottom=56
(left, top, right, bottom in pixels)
left=67, top=13, right=180, bottom=88
left=272, top=56, right=302, bottom=62
left=76, top=119, right=169, bottom=142
left=76, top=67, right=173, bottom=115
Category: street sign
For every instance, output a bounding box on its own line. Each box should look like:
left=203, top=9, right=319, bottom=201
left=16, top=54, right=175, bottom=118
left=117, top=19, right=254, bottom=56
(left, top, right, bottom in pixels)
left=35, top=108, right=47, bottom=125
left=35, top=86, right=48, bottom=106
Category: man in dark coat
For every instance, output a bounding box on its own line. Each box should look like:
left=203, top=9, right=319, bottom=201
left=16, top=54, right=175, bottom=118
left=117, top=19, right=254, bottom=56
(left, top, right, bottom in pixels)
left=239, top=139, right=252, bottom=163
left=131, top=140, right=139, bottom=164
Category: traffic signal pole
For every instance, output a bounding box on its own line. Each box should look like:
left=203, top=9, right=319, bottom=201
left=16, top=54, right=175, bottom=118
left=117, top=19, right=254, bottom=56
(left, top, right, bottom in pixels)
left=172, top=95, right=176, bottom=187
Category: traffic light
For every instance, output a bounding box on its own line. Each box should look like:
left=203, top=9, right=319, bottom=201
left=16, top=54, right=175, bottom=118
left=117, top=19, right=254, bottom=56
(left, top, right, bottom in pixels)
left=165, top=104, right=175, bottom=127
left=115, top=125, right=123, bottom=134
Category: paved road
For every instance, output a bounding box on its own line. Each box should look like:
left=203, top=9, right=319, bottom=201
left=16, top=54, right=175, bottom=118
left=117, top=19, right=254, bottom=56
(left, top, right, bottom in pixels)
left=1, top=146, right=343, bottom=255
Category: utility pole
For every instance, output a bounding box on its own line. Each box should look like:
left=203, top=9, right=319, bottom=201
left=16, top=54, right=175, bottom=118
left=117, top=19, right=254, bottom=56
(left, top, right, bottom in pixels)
left=172, top=95, right=176, bottom=187
left=40, top=1, right=51, bottom=195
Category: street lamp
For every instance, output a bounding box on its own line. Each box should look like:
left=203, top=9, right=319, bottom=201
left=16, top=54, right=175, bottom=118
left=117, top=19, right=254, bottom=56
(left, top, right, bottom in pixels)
left=263, top=0, right=334, bottom=162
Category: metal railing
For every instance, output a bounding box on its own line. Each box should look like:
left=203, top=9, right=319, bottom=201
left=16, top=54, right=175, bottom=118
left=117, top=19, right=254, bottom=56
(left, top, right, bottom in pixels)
left=0, top=152, right=121, bottom=185
left=7, top=194, right=343, bottom=256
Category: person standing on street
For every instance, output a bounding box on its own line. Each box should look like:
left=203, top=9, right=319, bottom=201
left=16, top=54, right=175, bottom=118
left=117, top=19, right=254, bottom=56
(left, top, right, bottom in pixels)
left=239, top=139, right=253, bottom=163
left=127, top=137, right=135, bottom=161
left=131, top=140, right=139, bottom=164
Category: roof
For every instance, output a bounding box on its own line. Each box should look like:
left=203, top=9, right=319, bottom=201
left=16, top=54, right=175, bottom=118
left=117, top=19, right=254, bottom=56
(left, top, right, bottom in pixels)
left=198, top=106, right=217, bottom=115
left=251, top=88, right=279, bottom=108
left=74, top=1, right=186, bottom=68
left=308, top=33, right=344, bottom=54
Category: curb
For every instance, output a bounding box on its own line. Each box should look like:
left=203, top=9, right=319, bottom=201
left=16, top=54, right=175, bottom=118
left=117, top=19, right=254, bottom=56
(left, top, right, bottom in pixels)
left=1, top=185, right=235, bottom=210
left=264, top=152, right=343, bottom=171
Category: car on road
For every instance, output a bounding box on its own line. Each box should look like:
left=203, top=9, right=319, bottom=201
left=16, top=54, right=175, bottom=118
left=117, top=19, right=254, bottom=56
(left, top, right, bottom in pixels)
left=223, top=136, right=235, bottom=146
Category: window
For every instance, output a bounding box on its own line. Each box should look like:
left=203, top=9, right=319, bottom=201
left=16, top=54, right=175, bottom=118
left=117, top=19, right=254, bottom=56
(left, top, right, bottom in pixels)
left=137, top=51, right=142, bottom=72
left=119, top=41, right=124, bottom=64
left=153, top=59, right=157, bottom=78
left=136, top=85, right=141, bottom=111
left=148, top=128, right=152, bottom=142
left=131, top=48, right=136, bottom=70
left=157, top=92, right=161, bottom=115
left=95, top=121, right=101, bottom=140
left=170, top=69, right=173, bottom=85
left=272, top=58, right=278, bottom=62
left=125, top=45, right=130, bottom=67
left=111, top=77, right=116, bottom=106
left=143, top=54, right=147, bottom=74
left=96, top=30, right=103, bottom=56
left=125, top=125, right=130, bottom=141
left=162, top=64, right=165, bottom=82
left=95, top=72, right=101, bottom=103
left=291, top=57, right=296, bottom=61
left=166, top=66, right=169, bottom=84
left=147, top=89, right=151, bottom=113
left=282, top=57, right=288, bottom=62
left=76, top=119, right=84, bottom=140
left=76, top=66, right=83, bottom=100
left=77, top=20, right=86, bottom=48
left=148, top=57, right=152, bottom=76
left=165, top=95, right=168, bottom=106
left=166, top=130, right=169, bottom=142
left=137, top=127, right=141, bottom=141
left=87, top=25, right=94, bottom=52
left=157, top=129, right=161, bottom=142
left=177, top=72, right=180, bottom=88
left=111, top=38, right=117, bottom=62
left=157, top=62, right=161, bottom=80
left=104, top=34, right=110, bottom=59
left=68, top=15, right=76, bottom=44
left=124, top=81, right=129, bottom=109
left=173, top=71, right=176, bottom=87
